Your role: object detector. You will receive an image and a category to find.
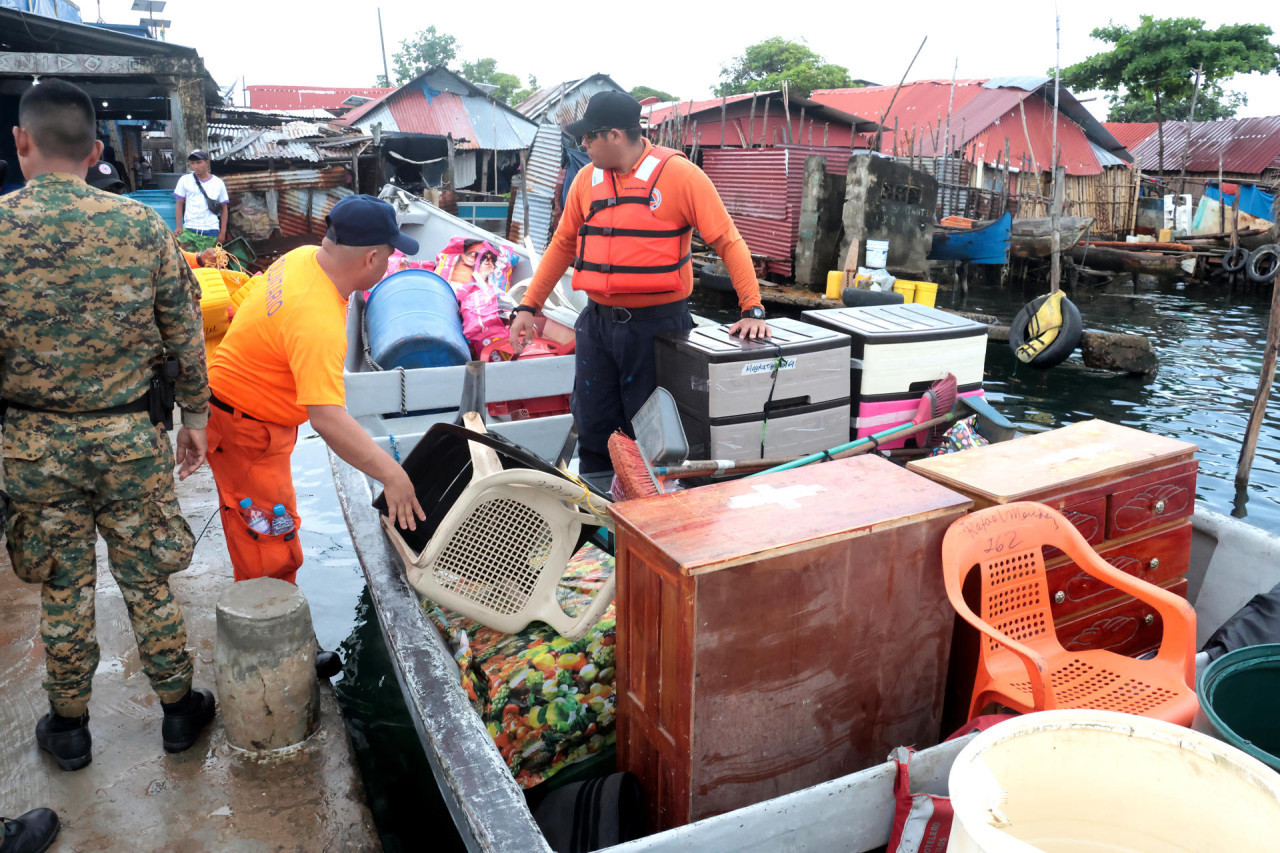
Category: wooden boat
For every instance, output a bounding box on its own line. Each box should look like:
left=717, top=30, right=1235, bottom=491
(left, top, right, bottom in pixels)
left=336, top=187, right=1277, bottom=851
left=929, top=211, right=1012, bottom=265
left=1010, top=216, right=1095, bottom=259
left=1068, top=244, right=1195, bottom=277
left=332, top=428, right=1280, bottom=852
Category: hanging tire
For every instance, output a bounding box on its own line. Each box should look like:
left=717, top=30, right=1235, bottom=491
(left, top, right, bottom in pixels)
left=1222, top=246, right=1250, bottom=274
left=698, top=264, right=734, bottom=293
left=1007, top=293, right=1083, bottom=370
left=1246, top=245, right=1280, bottom=284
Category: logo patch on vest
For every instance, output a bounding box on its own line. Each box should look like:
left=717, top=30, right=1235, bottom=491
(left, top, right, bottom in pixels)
left=649, top=188, right=663, bottom=211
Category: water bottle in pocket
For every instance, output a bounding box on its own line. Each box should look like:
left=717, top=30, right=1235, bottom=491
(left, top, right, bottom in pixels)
left=239, top=498, right=270, bottom=534
left=269, top=504, right=295, bottom=535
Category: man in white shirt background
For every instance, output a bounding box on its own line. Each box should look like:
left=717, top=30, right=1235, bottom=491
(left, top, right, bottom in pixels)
left=173, top=149, right=228, bottom=252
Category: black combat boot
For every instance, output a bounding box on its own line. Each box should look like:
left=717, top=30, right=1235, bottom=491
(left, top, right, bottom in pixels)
left=160, top=688, right=216, bottom=754
left=315, top=649, right=342, bottom=680
left=0, top=808, right=60, bottom=853
left=35, top=711, right=91, bottom=771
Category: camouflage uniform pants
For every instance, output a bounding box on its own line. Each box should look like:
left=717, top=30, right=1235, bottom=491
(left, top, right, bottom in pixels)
left=2, top=410, right=196, bottom=718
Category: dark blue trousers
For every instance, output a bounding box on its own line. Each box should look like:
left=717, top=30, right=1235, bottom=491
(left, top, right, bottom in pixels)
left=572, top=300, right=693, bottom=474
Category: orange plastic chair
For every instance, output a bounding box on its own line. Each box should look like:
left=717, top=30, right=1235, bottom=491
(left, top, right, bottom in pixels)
left=941, top=501, right=1199, bottom=726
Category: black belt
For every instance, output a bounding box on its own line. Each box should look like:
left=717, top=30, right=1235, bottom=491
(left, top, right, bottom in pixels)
left=590, top=298, right=689, bottom=324
left=210, top=392, right=263, bottom=422
left=3, top=394, right=149, bottom=417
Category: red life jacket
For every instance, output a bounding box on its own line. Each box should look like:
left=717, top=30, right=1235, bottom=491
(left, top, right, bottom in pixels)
left=572, top=146, right=692, bottom=297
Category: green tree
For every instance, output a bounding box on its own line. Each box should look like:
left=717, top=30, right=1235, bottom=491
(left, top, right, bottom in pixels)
left=716, top=37, right=856, bottom=98
left=461, top=58, right=535, bottom=104
left=1060, top=16, right=1280, bottom=171
left=391, top=25, right=460, bottom=84
left=630, top=85, right=677, bottom=102
left=512, top=75, right=539, bottom=108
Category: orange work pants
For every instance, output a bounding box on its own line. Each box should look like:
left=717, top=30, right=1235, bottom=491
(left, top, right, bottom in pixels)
left=205, top=404, right=304, bottom=583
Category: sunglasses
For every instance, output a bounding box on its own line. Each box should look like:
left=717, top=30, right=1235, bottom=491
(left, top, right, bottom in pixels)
left=580, top=129, right=608, bottom=148
left=463, top=250, right=481, bottom=259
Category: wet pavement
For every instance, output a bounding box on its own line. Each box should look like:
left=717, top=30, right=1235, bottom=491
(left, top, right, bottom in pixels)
left=0, top=448, right=378, bottom=851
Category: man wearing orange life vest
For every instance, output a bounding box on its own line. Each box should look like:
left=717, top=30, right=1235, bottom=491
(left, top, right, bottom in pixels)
left=508, top=91, right=769, bottom=478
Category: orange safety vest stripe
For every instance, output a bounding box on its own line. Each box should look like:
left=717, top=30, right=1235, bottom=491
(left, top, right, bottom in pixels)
left=572, top=146, right=693, bottom=297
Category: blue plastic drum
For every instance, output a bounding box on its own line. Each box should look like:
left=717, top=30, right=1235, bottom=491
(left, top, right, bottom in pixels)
left=364, top=269, right=470, bottom=370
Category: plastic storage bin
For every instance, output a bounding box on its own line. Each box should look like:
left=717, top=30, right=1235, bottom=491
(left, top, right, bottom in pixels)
left=364, top=269, right=470, bottom=370
left=891, top=280, right=916, bottom=302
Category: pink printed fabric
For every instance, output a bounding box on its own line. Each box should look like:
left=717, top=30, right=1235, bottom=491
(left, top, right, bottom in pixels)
left=432, top=236, right=517, bottom=292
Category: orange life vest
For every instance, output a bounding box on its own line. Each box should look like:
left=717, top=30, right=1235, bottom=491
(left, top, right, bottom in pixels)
left=572, top=146, right=692, bottom=297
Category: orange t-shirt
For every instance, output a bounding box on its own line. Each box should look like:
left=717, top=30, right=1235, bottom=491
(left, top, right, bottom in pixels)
left=523, top=139, right=761, bottom=310
left=208, top=245, right=348, bottom=426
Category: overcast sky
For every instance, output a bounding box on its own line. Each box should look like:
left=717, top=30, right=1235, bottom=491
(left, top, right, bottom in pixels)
left=100, top=0, right=1280, bottom=120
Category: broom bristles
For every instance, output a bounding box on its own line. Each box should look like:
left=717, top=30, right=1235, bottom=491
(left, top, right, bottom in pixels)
left=608, top=432, right=663, bottom=500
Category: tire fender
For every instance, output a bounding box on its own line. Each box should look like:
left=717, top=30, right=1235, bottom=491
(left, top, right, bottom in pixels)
left=1008, top=293, right=1083, bottom=370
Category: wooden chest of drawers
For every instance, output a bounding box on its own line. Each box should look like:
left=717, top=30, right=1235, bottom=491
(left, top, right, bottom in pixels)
left=907, top=420, right=1198, bottom=728
left=609, top=455, right=971, bottom=831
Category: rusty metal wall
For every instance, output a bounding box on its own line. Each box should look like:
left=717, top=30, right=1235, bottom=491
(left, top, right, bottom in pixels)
left=220, top=166, right=349, bottom=194
left=278, top=186, right=354, bottom=237
left=703, top=148, right=796, bottom=276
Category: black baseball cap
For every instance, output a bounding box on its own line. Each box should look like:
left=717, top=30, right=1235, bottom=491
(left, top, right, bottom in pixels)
left=188, top=149, right=210, bottom=161
left=325, top=194, right=419, bottom=255
left=87, top=160, right=126, bottom=192
left=565, top=91, right=643, bottom=137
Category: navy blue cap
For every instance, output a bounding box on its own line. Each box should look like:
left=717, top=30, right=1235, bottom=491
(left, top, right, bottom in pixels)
left=324, top=194, right=419, bottom=255
left=565, top=91, right=643, bottom=137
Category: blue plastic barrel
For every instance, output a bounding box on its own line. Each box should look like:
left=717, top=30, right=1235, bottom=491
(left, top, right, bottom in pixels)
left=364, top=269, right=470, bottom=370
left=126, top=189, right=178, bottom=228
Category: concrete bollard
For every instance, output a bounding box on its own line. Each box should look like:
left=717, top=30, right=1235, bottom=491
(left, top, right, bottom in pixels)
left=215, top=577, right=320, bottom=752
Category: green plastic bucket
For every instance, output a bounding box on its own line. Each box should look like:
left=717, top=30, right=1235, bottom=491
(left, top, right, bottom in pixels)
left=1194, top=643, right=1280, bottom=772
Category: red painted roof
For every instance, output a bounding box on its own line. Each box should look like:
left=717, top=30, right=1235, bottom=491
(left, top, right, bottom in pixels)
left=1129, top=117, right=1280, bottom=174
left=247, top=85, right=394, bottom=111
left=812, top=81, right=1105, bottom=175
left=1103, top=122, right=1159, bottom=150
left=387, top=89, right=474, bottom=142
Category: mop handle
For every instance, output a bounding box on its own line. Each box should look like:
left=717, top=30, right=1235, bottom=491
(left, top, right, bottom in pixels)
left=747, top=413, right=956, bottom=477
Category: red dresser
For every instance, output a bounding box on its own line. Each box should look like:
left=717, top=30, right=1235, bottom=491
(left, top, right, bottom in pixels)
left=908, top=419, right=1197, bottom=729
left=609, top=455, right=972, bottom=831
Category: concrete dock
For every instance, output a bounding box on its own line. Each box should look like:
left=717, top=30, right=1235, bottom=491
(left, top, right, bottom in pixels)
left=0, top=455, right=379, bottom=851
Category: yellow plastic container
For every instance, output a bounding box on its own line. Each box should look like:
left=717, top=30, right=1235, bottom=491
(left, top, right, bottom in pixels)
left=1158, top=227, right=1173, bottom=243
left=892, top=280, right=916, bottom=303
left=825, top=270, right=843, bottom=300
left=913, top=280, right=938, bottom=307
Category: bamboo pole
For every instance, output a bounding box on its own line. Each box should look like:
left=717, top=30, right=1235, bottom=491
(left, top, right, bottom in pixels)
left=782, top=81, right=793, bottom=144
left=720, top=94, right=727, bottom=148
left=875, top=35, right=927, bottom=152
left=748, top=93, right=757, bottom=147
left=1218, top=152, right=1226, bottom=235
left=760, top=97, right=770, bottom=147
left=1237, top=276, right=1280, bottom=485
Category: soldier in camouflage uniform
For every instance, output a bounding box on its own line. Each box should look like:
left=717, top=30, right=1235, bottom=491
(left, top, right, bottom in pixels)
left=0, top=79, right=216, bottom=772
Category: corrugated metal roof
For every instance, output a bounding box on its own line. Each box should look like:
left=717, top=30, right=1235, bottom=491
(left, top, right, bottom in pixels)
left=1129, top=116, right=1280, bottom=174
left=1091, top=141, right=1128, bottom=168
left=248, top=85, right=395, bottom=111
left=279, top=186, right=353, bottom=237
left=340, top=68, right=537, bottom=151
left=812, top=80, right=1119, bottom=175
left=517, top=74, right=625, bottom=125
left=1103, top=122, right=1160, bottom=151
left=207, top=123, right=323, bottom=162
left=645, top=92, right=878, bottom=136
left=526, top=123, right=564, bottom=194
left=460, top=95, right=538, bottom=150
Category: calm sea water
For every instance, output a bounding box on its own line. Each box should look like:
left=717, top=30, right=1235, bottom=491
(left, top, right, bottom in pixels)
left=295, top=273, right=1280, bottom=849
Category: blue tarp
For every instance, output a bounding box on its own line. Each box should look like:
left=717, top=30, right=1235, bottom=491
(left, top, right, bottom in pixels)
left=561, top=148, right=591, bottom=209
left=1205, top=182, right=1275, bottom=223
left=0, top=0, right=81, bottom=22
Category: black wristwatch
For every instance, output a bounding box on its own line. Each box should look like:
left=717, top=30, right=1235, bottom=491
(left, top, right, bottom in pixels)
left=741, top=306, right=766, bottom=320
left=510, top=304, right=537, bottom=321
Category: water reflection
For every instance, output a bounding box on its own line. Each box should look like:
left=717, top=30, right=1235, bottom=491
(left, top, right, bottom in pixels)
left=965, top=277, right=1280, bottom=532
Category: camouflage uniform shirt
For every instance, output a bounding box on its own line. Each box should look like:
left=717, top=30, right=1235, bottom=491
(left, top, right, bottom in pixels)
left=0, top=172, right=209, bottom=421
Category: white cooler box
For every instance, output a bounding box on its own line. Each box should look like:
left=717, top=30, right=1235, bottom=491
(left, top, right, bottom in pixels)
left=654, top=318, right=851, bottom=462
left=800, top=303, right=989, bottom=448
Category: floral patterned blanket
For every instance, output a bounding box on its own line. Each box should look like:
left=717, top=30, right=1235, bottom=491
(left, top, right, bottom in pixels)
left=421, top=544, right=617, bottom=788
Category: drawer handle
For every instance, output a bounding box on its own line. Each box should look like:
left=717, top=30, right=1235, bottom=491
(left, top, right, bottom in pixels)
left=1143, top=613, right=1155, bottom=626
left=1153, top=499, right=1166, bottom=514
left=1053, top=591, right=1066, bottom=605
left=1148, top=558, right=1160, bottom=571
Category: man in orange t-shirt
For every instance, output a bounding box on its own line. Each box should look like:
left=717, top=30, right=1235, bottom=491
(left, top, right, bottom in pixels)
left=206, top=195, right=426, bottom=607
left=508, top=91, right=769, bottom=478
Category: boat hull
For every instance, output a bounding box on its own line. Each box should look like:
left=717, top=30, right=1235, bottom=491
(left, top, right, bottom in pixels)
left=929, top=211, right=1012, bottom=265
left=1010, top=216, right=1095, bottom=259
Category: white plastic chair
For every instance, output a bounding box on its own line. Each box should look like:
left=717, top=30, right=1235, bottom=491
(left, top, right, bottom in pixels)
left=382, top=414, right=615, bottom=640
